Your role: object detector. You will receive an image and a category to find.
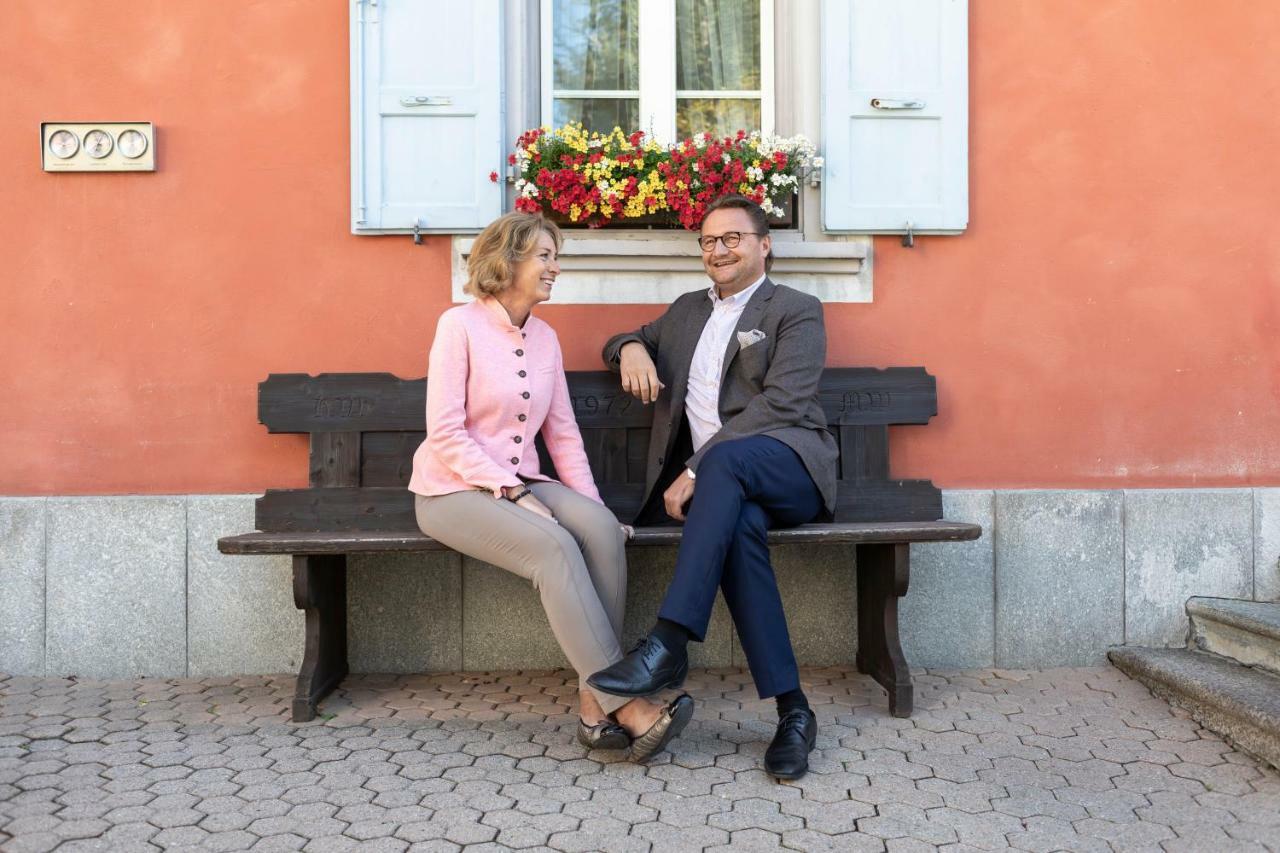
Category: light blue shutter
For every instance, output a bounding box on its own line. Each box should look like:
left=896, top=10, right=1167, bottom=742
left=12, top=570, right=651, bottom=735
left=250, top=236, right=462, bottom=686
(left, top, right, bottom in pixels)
left=351, top=0, right=505, bottom=233
left=820, top=0, right=968, bottom=233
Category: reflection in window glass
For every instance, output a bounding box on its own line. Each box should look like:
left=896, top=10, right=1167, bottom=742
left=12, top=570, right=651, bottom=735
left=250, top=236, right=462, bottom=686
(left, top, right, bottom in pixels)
left=676, top=0, right=760, bottom=91
left=676, top=98, right=761, bottom=139
left=554, top=98, right=641, bottom=135
left=553, top=0, right=639, bottom=90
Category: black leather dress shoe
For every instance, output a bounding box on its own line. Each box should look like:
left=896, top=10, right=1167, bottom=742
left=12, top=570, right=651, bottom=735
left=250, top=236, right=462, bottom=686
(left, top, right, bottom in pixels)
left=763, top=709, right=817, bottom=780
left=587, top=635, right=689, bottom=698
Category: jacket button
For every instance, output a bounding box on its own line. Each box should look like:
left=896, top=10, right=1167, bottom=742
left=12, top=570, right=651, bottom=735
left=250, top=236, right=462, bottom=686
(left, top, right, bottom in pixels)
left=513, top=436, right=522, bottom=444
left=657, top=457, right=665, bottom=465
left=521, top=391, right=530, bottom=399
left=515, top=349, right=524, bottom=356
left=518, top=370, right=527, bottom=378
left=510, top=457, right=519, bottom=465
left=517, top=414, right=527, bottom=422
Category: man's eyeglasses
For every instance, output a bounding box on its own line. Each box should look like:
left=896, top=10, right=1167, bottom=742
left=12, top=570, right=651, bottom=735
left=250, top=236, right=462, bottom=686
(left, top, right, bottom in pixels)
left=697, top=231, right=763, bottom=252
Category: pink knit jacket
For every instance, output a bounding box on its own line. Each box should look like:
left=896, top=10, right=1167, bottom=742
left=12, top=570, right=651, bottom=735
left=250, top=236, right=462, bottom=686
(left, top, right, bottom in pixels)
left=408, top=297, right=603, bottom=503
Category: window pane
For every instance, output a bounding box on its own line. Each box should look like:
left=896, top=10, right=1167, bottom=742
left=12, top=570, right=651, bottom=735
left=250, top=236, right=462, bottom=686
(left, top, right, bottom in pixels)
left=676, top=98, right=760, bottom=139
left=554, top=98, right=641, bottom=134
left=676, top=0, right=760, bottom=91
left=554, top=0, right=639, bottom=91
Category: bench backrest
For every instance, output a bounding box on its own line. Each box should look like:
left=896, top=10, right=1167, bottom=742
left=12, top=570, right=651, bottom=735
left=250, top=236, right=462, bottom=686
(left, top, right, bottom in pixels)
left=254, top=369, right=943, bottom=531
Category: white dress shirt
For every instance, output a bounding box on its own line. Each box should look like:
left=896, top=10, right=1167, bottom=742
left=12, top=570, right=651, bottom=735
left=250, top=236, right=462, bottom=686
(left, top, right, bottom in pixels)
left=685, top=274, right=767, bottom=455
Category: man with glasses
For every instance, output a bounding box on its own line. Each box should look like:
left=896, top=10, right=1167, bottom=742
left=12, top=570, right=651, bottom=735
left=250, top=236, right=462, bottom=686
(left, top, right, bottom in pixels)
left=589, top=194, right=837, bottom=779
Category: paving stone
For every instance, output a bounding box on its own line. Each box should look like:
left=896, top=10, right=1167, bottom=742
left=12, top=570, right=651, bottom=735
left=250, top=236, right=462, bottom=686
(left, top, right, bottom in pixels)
left=902, top=490, right=995, bottom=668
left=187, top=495, right=302, bottom=677
left=45, top=497, right=187, bottom=678
left=1125, top=488, right=1253, bottom=646
left=1, top=667, right=1277, bottom=852
left=0, top=498, right=46, bottom=677
left=994, top=491, right=1124, bottom=667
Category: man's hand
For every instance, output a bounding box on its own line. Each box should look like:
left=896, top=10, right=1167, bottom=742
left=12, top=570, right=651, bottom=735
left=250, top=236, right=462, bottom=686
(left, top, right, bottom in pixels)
left=663, top=469, right=696, bottom=521
left=619, top=342, right=664, bottom=404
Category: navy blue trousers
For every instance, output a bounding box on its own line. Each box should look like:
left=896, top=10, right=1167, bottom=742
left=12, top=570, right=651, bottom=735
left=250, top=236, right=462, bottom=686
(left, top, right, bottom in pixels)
left=657, top=435, right=824, bottom=699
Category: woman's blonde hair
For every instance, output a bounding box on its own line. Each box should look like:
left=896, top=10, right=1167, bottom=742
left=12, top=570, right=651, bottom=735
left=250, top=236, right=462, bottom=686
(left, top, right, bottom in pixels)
left=464, top=213, right=563, bottom=297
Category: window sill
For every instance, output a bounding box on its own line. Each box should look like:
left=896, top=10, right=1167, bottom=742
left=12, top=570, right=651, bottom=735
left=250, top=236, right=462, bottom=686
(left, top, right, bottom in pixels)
left=450, top=230, right=872, bottom=304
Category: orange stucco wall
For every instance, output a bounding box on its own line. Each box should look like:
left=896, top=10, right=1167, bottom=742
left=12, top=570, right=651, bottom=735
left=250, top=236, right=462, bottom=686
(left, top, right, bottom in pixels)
left=3, top=1, right=1277, bottom=495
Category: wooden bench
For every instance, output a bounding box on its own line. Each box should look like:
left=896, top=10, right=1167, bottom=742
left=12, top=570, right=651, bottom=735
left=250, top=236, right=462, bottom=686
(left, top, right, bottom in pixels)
left=218, top=368, right=981, bottom=722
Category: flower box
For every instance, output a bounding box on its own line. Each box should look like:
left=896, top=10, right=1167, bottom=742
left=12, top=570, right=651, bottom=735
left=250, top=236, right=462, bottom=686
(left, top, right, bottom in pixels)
left=546, top=191, right=797, bottom=230
left=504, top=124, right=818, bottom=231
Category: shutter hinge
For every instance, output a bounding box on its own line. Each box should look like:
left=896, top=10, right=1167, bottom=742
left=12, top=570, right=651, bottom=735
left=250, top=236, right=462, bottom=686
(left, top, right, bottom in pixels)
left=902, top=221, right=915, bottom=248
left=413, top=221, right=423, bottom=245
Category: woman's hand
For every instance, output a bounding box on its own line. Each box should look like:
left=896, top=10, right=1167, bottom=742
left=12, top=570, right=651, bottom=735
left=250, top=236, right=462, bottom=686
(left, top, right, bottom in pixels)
left=619, top=524, right=635, bottom=540
left=503, top=485, right=557, bottom=523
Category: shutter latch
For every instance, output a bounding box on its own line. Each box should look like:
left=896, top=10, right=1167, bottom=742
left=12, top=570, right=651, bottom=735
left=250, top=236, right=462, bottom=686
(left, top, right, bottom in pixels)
left=871, top=98, right=926, bottom=110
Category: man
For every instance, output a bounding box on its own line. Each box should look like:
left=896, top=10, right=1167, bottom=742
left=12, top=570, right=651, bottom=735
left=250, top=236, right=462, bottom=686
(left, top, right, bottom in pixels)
left=588, top=194, right=838, bottom=779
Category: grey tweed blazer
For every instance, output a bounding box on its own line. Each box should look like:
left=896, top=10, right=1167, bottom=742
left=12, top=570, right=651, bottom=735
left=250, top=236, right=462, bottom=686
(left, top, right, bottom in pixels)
left=602, top=277, right=838, bottom=518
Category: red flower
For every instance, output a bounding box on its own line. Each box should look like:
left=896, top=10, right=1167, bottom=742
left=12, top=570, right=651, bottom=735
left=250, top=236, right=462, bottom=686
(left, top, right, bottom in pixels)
left=488, top=171, right=499, bottom=183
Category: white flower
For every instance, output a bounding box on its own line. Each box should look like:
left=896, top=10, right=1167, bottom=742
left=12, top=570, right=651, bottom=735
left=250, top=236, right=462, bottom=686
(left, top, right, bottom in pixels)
left=812, top=156, right=825, bottom=169
left=692, top=162, right=700, bottom=172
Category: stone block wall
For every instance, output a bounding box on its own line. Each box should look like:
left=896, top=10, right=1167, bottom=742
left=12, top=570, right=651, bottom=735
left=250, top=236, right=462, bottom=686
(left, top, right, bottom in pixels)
left=1, top=489, right=1277, bottom=678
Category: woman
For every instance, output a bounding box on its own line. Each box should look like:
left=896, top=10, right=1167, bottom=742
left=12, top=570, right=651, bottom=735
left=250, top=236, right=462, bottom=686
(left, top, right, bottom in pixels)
left=408, top=212, right=692, bottom=761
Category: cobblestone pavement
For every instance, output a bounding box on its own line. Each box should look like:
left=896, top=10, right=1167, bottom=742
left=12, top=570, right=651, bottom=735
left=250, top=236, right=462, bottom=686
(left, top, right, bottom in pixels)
left=1, top=666, right=1277, bottom=852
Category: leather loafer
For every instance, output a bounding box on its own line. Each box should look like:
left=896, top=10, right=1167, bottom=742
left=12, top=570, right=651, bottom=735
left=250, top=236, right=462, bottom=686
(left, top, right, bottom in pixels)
left=763, top=708, right=817, bottom=780
left=577, top=718, right=630, bottom=751
left=628, top=693, right=694, bottom=763
left=587, top=634, right=689, bottom=698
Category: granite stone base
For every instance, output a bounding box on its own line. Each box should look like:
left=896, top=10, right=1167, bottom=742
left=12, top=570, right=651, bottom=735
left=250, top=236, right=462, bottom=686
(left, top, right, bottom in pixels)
left=2, top=488, right=1275, bottom=678
left=0, top=498, right=46, bottom=676
left=995, top=490, right=1125, bottom=667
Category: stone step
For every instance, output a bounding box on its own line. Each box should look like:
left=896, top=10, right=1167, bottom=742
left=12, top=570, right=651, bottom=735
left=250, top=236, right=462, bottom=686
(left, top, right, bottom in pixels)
left=1108, top=647, right=1280, bottom=769
left=1187, top=597, right=1280, bottom=675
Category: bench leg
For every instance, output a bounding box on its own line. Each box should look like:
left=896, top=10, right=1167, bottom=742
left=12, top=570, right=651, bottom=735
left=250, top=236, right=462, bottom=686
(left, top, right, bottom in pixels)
left=855, top=543, right=913, bottom=718
left=292, top=554, right=349, bottom=723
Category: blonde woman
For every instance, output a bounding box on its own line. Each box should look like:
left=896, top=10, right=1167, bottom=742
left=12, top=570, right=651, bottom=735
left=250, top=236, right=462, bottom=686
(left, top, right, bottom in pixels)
left=408, top=213, right=693, bottom=760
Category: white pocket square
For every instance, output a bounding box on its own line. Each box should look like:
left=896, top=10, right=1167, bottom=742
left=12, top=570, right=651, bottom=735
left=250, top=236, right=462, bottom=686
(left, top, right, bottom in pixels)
left=737, top=329, right=767, bottom=349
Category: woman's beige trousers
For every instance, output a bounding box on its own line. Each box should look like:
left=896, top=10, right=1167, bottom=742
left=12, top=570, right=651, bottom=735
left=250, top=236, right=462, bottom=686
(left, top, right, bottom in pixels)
left=414, top=481, right=629, bottom=713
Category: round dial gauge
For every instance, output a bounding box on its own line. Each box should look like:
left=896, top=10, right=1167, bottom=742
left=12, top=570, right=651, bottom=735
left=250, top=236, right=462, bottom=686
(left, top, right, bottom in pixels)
left=117, top=129, right=148, bottom=159
left=83, top=129, right=114, bottom=158
left=49, top=130, right=79, bottom=159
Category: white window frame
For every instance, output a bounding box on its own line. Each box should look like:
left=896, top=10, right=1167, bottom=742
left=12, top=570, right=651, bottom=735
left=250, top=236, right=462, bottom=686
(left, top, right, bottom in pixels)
left=539, top=0, right=774, bottom=143
left=466, top=0, right=872, bottom=305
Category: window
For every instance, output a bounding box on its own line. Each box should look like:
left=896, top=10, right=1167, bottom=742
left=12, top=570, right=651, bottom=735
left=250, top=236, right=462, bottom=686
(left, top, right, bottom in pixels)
left=350, top=0, right=967, bottom=246
left=541, top=0, right=774, bottom=142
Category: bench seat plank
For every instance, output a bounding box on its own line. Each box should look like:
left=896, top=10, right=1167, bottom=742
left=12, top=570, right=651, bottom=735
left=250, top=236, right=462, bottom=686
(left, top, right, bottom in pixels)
left=218, top=521, right=981, bottom=556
